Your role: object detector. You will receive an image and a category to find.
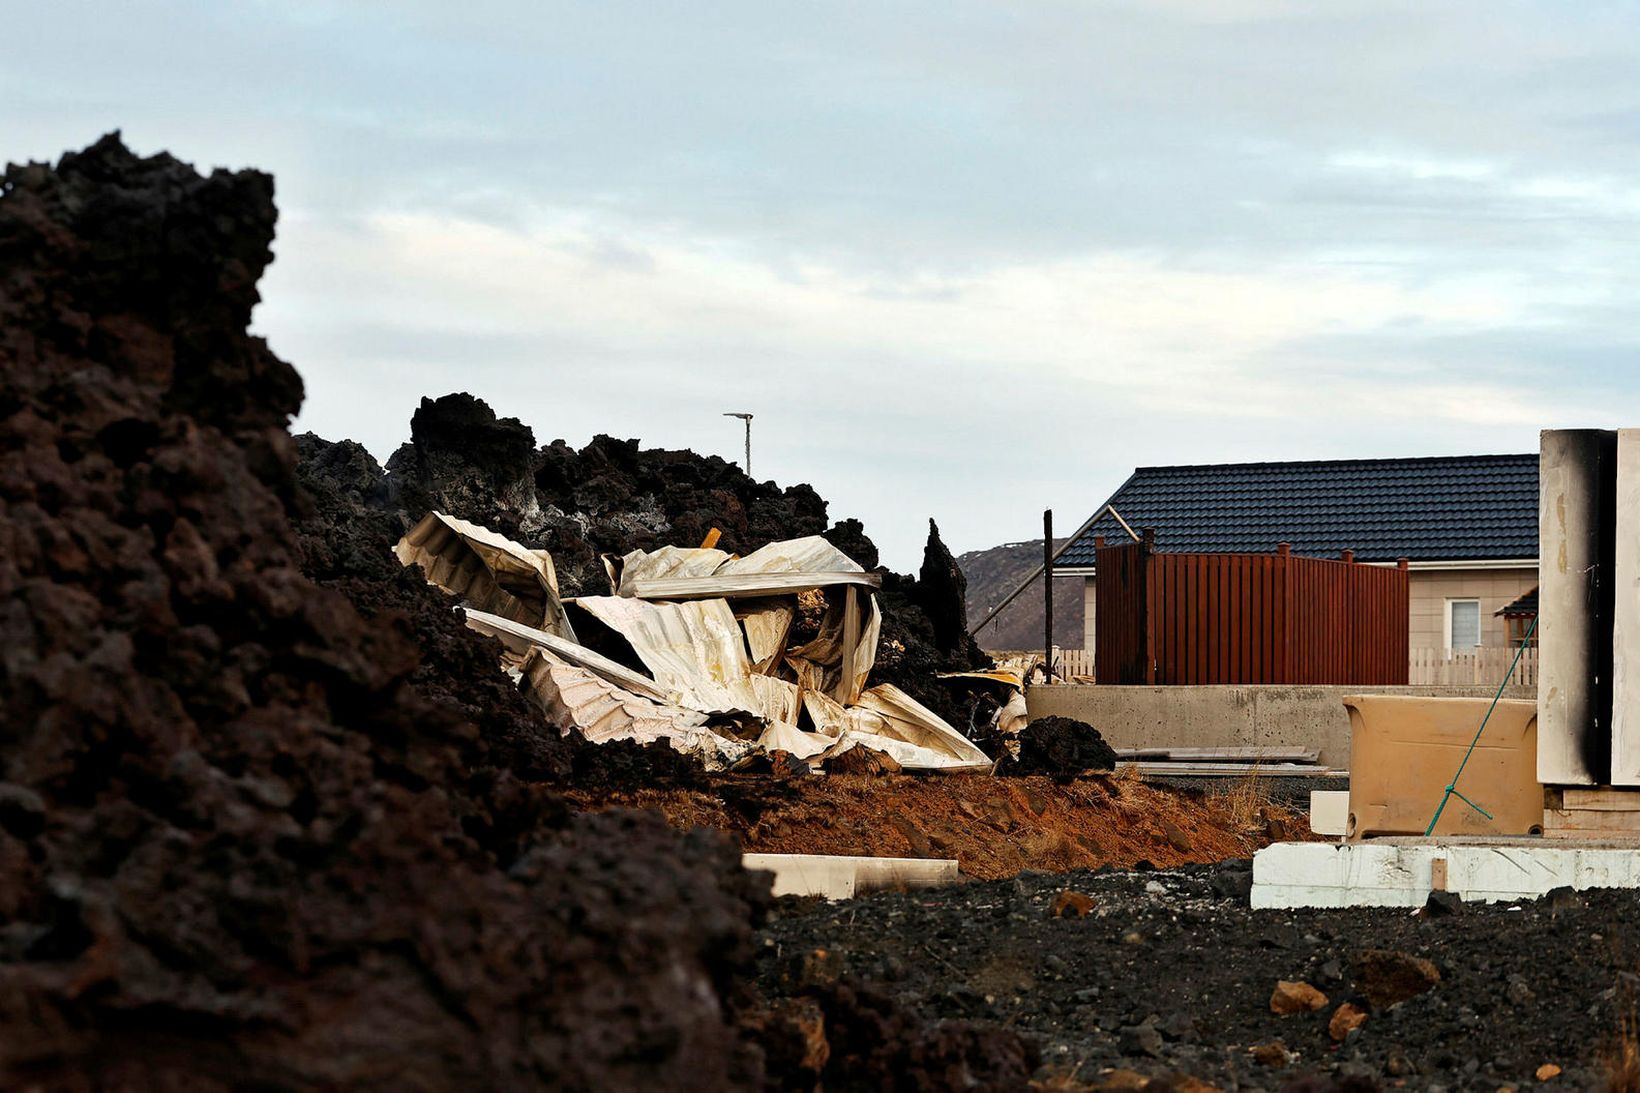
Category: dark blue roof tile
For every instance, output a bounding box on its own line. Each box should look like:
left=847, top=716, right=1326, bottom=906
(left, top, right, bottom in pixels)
left=1058, top=454, right=1537, bottom=567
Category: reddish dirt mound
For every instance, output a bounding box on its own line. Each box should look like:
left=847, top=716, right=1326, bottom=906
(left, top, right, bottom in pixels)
left=569, top=773, right=1303, bottom=880
left=0, top=134, right=773, bottom=1089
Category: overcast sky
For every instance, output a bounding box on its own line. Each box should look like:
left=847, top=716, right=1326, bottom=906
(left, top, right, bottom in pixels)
left=7, top=1, right=1639, bottom=567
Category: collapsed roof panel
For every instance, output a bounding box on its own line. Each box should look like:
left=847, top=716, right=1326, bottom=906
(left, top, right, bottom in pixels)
left=801, top=688, right=991, bottom=772
left=608, top=545, right=732, bottom=594
left=735, top=598, right=795, bottom=675
left=396, top=517, right=994, bottom=774
left=715, top=535, right=865, bottom=576
left=621, top=570, right=880, bottom=601
left=396, top=511, right=576, bottom=639
left=616, top=534, right=880, bottom=600
left=518, top=648, right=753, bottom=769
left=460, top=608, right=670, bottom=702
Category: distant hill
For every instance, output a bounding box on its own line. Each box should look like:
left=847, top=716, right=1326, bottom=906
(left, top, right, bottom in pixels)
left=958, top=538, right=1085, bottom=653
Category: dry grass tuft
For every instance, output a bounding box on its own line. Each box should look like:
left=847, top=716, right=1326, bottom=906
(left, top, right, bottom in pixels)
left=1216, top=767, right=1274, bottom=832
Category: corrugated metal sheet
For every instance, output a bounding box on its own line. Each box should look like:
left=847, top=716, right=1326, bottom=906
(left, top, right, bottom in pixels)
left=405, top=518, right=991, bottom=773
left=617, top=535, right=878, bottom=600
left=735, top=599, right=794, bottom=675
left=518, top=648, right=753, bottom=769
left=395, top=511, right=576, bottom=638
left=802, top=686, right=992, bottom=772
left=786, top=590, right=880, bottom=703
left=623, top=571, right=879, bottom=601
left=461, top=608, right=670, bottom=702
left=609, top=545, right=731, bottom=594
left=716, top=535, right=864, bottom=576
left=572, top=595, right=802, bottom=722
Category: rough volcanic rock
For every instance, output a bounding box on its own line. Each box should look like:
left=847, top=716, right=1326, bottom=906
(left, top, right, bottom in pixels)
left=386, top=392, right=541, bottom=537
left=0, top=134, right=771, bottom=1090
left=292, top=430, right=582, bottom=785
left=999, top=716, right=1118, bottom=777
left=915, top=519, right=979, bottom=658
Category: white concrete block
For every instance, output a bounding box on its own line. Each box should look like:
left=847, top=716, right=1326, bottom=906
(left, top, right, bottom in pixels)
left=742, top=853, right=961, bottom=900
left=1252, top=838, right=1640, bottom=909
left=1309, top=791, right=1349, bottom=836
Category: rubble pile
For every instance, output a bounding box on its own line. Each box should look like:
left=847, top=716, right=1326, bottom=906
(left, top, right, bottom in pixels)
left=391, top=509, right=995, bottom=774
left=0, top=135, right=780, bottom=1089
left=298, top=395, right=987, bottom=726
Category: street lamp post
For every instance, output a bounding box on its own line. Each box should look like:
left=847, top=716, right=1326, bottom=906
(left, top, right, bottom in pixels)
left=723, top=412, right=753, bottom=476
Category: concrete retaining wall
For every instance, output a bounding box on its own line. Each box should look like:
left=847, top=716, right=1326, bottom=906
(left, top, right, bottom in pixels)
left=1025, top=684, right=1535, bottom=770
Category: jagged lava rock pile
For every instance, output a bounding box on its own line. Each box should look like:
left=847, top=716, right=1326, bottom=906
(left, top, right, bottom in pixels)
left=0, top=134, right=1043, bottom=1090
left=0, top=135, right=767, bottom=1089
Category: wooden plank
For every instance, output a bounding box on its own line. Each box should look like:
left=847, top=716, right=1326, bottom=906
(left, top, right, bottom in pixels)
left=1544, top=809, right=1640, bottom=834
left=1430, top=858, right=1448, bottom=892
left=1562, top=787, right=1640, bottom=812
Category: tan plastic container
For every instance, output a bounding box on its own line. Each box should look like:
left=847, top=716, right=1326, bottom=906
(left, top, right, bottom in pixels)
left=1344, top=694, right=1541, bottom=840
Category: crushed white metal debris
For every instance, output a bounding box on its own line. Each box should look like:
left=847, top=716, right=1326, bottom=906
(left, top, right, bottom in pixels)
left=398, top=514, right=992, bottom=772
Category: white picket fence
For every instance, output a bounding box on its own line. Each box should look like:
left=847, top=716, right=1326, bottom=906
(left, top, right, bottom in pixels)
left=995, top=646, right=1537, bottom=688
left=1407, top=646, right=1538, bottom=688
left=984, top=647, right=1096, bottom=680
left=1054, top=647, right=1095, bottom=680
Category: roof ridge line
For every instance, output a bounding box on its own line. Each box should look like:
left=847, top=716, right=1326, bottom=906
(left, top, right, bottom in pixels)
left=1130, top=452, right=1535, bottom=473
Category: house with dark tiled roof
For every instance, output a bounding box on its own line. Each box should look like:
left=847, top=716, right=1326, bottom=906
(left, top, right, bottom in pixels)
left=1055, top=454, right=1538, bottom=657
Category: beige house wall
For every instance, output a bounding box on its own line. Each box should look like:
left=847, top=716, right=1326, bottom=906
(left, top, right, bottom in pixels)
left=1408, top=567, right=1536, bottom=650
left=1082, top=579, right=1097, bottom=653
left=1076, top=565, right=1537, bottom=656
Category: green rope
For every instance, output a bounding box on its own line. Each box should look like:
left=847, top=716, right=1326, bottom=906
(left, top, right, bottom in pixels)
left=1423, top=611, right=1539, bottom=837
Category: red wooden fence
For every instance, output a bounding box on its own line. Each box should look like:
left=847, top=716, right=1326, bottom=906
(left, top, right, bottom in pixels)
left=1093, top=541, right=1408, bottom=685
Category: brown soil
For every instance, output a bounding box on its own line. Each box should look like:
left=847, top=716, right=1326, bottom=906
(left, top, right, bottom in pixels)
left=567, top=773, right=1306, bottom=880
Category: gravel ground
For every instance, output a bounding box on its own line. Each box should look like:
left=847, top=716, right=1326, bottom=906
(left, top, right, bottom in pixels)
left=757, top=861, right=1640, bottom=1091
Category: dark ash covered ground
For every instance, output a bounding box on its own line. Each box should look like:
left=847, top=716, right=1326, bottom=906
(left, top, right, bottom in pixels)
left=757, top=863, right=1636, bottom=1091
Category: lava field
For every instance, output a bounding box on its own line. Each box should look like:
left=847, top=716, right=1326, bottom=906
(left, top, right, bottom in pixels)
left=5, top=133, right=1635, bottom=1093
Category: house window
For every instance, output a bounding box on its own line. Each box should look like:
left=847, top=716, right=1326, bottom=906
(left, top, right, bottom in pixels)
left=1447, top=599, right=1481, bottom=651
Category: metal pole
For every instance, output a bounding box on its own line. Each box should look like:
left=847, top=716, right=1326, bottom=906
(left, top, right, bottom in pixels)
left=723, top=412, right=753, bottom=476
left=1043, top=508, right=1054, bottom=681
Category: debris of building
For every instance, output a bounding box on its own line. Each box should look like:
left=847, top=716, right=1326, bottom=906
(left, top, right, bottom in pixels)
left=398, top=512, right=994, bottom=772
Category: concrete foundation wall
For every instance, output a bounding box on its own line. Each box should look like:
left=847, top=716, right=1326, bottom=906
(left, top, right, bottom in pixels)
left=1026, top=683, right=1535, bottom=770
